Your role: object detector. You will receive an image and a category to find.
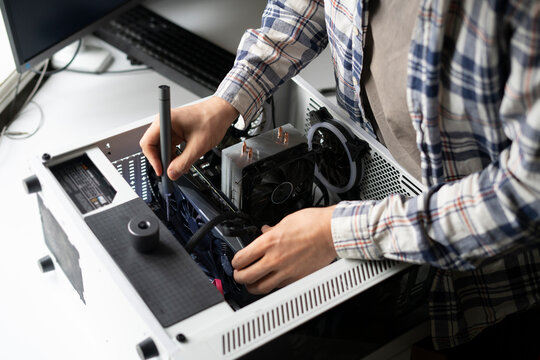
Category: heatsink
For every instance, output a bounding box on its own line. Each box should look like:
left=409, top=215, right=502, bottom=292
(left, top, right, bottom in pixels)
left=221, top=124, right=315, bottom=226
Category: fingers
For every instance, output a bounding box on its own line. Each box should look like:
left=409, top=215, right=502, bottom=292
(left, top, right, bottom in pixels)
left=235, top=259, right=294, bottom=294
left=140, top=113, right=193, bottom=180
left=139, top=119, right=164, bottom=176
left=233, top=229, right=287, bottom=293
left=140, top=97, right=239, bottom=180
left=244, top=272, right=291, bottom=295
left=166, top=137, right=203, bottom=180
left=231, top=208, right=338, bottom=295
left=232, top=233, right=269, bottom=270
left=234, top=256, right=273, bottom=288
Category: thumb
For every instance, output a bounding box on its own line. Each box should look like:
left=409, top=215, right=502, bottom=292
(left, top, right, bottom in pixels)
left=167, top=140, right=202, bottom=180
left=261, top=225, right=272, bottom=233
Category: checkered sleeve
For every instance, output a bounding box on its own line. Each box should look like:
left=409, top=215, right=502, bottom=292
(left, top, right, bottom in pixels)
left=215, top=0, right=327, bottom=123
left=332, top=0, right=540, bottom=271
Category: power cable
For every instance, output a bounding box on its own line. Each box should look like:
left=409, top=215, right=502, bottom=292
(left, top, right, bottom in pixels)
left=30, top=39, right=82, bottom=76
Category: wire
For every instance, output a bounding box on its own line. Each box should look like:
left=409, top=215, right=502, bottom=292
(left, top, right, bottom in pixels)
left=1, top=60, right=49, bottom=141
left=4, top=101, right=45, bottom=140
left=30, top=39, right=83, bottom=76
left=23, top=59, right=49, bottom=109
left=313, top=177, right=330, bottom=207
left=185, top=212, right=248, bottom=253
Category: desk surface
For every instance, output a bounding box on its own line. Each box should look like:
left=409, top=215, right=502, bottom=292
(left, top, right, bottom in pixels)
left=0, top=2, right=334, bottom=359
left=0, top=46, right=200, bottom=360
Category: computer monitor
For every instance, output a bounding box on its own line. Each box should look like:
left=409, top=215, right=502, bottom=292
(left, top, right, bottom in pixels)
left=0, top=0, right=141, bottom=73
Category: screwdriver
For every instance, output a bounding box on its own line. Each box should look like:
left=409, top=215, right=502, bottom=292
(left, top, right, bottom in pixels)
left=159, top=85, right=173, bottom=221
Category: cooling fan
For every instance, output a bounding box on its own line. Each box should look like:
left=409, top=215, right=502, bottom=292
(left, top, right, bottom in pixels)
left=307, top=118, right=369, bottom=193
left=221, top=124, right=315, bottom=227
left=241, top=144, right=314, bottom=226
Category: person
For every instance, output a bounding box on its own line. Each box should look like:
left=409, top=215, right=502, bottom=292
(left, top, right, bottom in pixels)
left=140, top=0, right=540, bottom=354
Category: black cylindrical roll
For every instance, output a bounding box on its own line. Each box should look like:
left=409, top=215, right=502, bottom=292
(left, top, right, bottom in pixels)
left=128, top=216, right=160, bottom=253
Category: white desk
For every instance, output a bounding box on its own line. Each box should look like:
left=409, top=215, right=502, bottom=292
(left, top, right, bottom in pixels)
left=0, top=4, right=335, bottom=358
left=0, top=42, right=200, bottom=360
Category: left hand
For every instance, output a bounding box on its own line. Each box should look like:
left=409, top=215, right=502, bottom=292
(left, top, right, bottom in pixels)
left=232, top=206, right=338, bottom=294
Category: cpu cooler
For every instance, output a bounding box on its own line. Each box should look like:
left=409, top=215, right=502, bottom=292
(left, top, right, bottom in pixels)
left=221, top=124, right=315, bottom=227
left=241, top=144, right=314, bottom=226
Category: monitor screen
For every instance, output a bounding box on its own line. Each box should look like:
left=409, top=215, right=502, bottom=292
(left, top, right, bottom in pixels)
left=0, top=0, right=139, bottom=72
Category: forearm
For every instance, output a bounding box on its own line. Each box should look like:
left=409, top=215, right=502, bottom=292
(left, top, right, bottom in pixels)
left=332, top=133, right=540, bottom=270
left=331, top=0, right=540, bottom=270
left=215, top=0, right=328, bottom=123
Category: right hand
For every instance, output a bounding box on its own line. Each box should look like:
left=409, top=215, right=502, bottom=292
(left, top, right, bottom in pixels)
left=140, top=96, right=239, bottom=180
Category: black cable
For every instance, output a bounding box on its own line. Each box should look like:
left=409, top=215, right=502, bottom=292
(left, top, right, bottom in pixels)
left=313, top=176, right=330, bottom=207
left=30, top=39, right=82, bottom=76
left=185, top=212, right=247, bottom=253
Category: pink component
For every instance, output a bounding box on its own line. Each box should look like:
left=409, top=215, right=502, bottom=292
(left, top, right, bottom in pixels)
left=212, top=278, right=224, bottom=295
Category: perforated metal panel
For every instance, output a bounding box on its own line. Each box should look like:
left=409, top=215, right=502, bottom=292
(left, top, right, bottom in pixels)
left=359, top=151, right=411, bottom=199
left=113, top=152, right=151, bottom=202
left=220, top=260, right=398, bottom=356
left=304, top=97, right=325, bottom=135
left=304, top=99, right=420, bottom=200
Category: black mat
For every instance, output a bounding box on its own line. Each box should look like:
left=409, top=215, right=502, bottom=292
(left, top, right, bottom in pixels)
left=85, top=198, right=224, bottom=327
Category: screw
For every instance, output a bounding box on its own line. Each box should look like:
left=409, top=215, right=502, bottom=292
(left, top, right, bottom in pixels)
left=176, top=334, right=187, bottom=343
left=138, top=221, right=150, bottom=230
left=42, top=153, right=51, bottom=161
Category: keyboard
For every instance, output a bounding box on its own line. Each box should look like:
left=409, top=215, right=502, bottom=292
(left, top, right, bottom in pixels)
left=95, top=5, right=236, bottom=97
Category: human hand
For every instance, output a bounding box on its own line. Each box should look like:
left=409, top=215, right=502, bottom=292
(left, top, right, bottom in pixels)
left=140, top=96, right=239, bottom=180
left=232, top=206, right=338, bottom=294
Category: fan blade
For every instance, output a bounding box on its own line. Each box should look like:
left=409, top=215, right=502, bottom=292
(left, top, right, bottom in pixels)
left=259, top=167, right=287, bottom=185
left=312, top=127, right=353, bottom=189
left=250, top=183, right=277, bottom=201
left=281, top=159, right=312, bottom=187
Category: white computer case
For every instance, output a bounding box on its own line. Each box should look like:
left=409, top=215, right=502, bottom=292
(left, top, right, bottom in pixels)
left=27, top=76, right=427, bottom=359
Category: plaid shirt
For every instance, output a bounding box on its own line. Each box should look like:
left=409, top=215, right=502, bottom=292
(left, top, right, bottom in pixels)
left=216, top=0, right=540, bottom=349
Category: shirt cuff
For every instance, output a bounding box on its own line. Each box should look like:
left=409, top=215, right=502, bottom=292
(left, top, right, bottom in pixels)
left=215, top=64, right=270, bottom=124
left=331, top=200, right=384, bottom=260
